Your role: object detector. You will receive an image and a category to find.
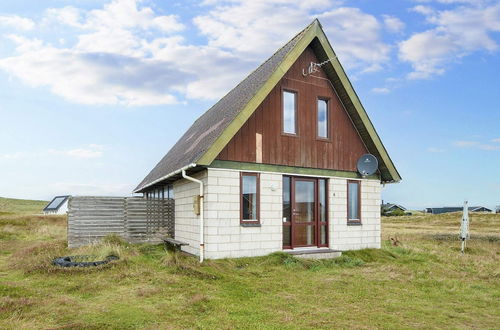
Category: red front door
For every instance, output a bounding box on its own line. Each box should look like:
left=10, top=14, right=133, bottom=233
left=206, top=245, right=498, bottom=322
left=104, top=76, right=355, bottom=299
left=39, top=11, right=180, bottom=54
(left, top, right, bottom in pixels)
left=283, top=176, right=329, bottom=249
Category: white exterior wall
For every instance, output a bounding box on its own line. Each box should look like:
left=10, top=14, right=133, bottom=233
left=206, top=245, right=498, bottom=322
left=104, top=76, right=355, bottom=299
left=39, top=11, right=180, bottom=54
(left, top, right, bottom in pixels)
left=329, top=178, right=381, bottom=250
left=203, top=168, right=282, bottom=259
left=173, top=170, right=207, bottom=256
left=43, top=200, right=69, bottom=215
left=57, top=200, right=69, bottom=214
left=173, top=168, right=381, bottom=259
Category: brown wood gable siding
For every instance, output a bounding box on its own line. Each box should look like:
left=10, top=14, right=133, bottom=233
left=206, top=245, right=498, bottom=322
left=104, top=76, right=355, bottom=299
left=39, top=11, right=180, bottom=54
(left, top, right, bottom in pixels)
left=216, top=46, right=368, bottom=172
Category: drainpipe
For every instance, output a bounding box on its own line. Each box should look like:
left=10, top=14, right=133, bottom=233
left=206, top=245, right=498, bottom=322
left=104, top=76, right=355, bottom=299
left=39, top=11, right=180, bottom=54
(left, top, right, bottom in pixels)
left=182, top=169, right=204, bottom=263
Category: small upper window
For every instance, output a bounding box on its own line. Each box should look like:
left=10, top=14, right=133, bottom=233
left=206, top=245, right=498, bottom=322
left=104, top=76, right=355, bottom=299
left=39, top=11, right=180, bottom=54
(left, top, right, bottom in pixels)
left=317, top=99, right=328, bottom=138
left=283, top=91, right=296, bottom=134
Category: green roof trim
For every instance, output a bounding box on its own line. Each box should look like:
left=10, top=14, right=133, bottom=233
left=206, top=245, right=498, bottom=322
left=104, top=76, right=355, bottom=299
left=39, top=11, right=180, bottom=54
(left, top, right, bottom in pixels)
left=209, top=160, right=380, bottom=180
left=197, top=22, right=317, bottom=166
left=197, top=20, right=401, bottom=183
left=135, top=19, right=400, bottom=193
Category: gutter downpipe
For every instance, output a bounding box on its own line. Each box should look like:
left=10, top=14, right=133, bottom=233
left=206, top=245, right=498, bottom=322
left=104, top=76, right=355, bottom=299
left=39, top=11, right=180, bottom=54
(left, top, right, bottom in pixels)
left=182, top=169, right=204, bottom=263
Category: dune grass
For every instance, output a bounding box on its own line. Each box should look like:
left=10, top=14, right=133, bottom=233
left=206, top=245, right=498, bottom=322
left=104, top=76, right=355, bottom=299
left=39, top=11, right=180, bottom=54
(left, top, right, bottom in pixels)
left=0, top=197, right=47, bottom=216
left=0, top=202, right=498, bottom=329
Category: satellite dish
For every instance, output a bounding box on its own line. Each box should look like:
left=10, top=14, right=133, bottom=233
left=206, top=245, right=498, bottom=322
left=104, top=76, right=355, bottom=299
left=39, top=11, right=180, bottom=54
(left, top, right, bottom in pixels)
left=357, top=154, right=378, bottom=176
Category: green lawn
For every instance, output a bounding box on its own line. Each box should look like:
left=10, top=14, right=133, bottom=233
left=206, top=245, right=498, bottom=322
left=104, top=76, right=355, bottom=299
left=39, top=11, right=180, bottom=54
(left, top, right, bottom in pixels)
left=0, top=199, right=499, bottom=329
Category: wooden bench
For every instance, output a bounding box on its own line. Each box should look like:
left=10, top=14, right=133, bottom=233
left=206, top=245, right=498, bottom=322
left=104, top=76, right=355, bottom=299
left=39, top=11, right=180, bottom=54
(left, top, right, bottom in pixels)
left=163, top=238, right=188, bottom=251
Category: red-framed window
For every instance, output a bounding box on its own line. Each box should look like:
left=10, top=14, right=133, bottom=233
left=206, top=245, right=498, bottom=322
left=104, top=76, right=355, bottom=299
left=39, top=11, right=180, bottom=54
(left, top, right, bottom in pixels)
left=240, top=172, right=260, bottom=224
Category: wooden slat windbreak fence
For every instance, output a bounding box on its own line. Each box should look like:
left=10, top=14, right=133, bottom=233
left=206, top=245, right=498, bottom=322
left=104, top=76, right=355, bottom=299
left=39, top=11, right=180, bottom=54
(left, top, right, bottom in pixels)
left=68, top=196, right=174, bottom=248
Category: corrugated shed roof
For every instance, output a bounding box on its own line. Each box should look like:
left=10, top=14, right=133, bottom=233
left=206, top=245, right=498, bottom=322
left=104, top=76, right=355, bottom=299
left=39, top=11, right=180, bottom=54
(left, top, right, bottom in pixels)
left=134, top=21, right=314, bottom=192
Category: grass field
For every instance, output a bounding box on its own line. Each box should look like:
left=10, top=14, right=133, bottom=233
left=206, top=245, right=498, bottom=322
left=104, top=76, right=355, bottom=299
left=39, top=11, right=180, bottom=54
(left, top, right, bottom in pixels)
left=0, top=197, right=47, bottom=216
left=0, top=199, right=498, bottom=329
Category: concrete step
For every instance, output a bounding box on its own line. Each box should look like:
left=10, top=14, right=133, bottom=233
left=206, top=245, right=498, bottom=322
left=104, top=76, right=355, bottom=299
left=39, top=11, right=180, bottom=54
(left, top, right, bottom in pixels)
left=284, top=249, right=342, bottom=259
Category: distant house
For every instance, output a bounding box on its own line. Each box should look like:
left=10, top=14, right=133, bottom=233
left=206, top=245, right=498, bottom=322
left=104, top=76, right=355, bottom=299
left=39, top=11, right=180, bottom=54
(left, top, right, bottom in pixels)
left=43, top=196, right=70, bottom=214
left=133, top=19, right=401, bottom=260
left=381, top=203, right=406, bottom=214
left=425, top=206, right=492, bottom=214
left=469, top=206, right=493, bottom=213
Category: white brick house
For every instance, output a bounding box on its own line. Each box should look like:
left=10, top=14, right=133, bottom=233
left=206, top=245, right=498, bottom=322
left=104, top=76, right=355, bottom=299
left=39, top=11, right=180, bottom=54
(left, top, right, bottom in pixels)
left=134, top=20, right=400, bottom=260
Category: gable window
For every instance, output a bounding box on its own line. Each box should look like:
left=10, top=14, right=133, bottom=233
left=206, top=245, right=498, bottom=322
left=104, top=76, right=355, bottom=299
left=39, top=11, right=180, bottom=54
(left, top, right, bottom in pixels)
left=317, top=99, right=329, bottom=138
left=347, top=180, right=361, bottom=224
left=240, top=172, right=260, bottom=224
left=283, top=90, right=297, bottom=134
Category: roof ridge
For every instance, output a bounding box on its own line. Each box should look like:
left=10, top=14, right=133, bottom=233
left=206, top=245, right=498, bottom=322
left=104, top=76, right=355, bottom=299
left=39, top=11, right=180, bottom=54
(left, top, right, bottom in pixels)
left=191, top=19, right=316, bottom=126
left=134, top=20, right=318, bottom=192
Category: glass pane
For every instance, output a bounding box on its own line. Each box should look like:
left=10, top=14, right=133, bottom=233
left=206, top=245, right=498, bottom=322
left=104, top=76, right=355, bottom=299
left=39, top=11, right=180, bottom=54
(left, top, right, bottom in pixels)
left=320, top=225, right=327, bottom=245
left=46, top=197, right=66, bottom=209
left=295, top=225, right=315, bottom=246
left=319, top=179, right=326, bottom=222
left=282, top=177, right=291, bottom=222
left=242, top=175, right=257, bottom=220
left=348, top=182, right=359, bottom=220
left=283, top=226, right=291, bottom=246
left=294, top=181, right=315, bottom=223
left=283, top=91, right=296, bottom=134
left=318, top=99, right=328, bottom=138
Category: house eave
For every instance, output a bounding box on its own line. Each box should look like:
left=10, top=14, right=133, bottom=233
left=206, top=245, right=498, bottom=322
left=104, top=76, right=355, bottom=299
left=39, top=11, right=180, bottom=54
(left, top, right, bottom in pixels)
left=133, top=163, right=198, bottom=193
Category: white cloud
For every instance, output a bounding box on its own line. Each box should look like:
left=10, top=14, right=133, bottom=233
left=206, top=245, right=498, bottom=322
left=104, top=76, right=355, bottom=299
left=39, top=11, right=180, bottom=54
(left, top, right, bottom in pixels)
left=0, top=15, right=35, bottom=30
left=0, top=37, right=183, bottom=105
left=0, top=144, right=106, bottom=160
left=454, top=140, right=500, bottom=150
left=0, top=0, right=395, bottom=105
left=454, top=140, right=478, bottom=147
left=399, top=3, right=500, bottom=79
left=479, top=144, right=500, bottom=150
left=0, top=0, right=186, bottom=106
left=383, top=15, right=405, bottom=33
left=0, top=151, right=34, bottom=160
left=413, top=0, right=490, bottom=4
left=318, top=8, right=390, bottom=71
left=427, top=147, right=445, bottom=152
left=399, top=30, right=455, bottom=78
left=194, top=1, right=315, bottom=57
left=44, top=0, right=184, bottom=32
left=491, top=138, right=500, bottom=143
left=411, top=5, right=435, bottom=16
left=195, top=1, right=390, bottom=72
left=66, top=149, right=102, bottom=159
left=49, top=144, right=106, bottom=158
left=371, top=87, right=391, bottom=94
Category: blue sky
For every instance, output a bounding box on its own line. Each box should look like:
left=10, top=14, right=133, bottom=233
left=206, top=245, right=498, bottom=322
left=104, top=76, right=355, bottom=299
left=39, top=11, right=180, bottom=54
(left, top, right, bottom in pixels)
left=0, top=0, right=498, bottom=210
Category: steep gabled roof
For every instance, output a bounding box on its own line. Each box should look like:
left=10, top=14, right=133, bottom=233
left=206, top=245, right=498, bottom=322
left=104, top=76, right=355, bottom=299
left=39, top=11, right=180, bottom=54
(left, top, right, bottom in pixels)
left=134, top=19, right=401, bottom=193
left=382, top=203, right=407, bottom=211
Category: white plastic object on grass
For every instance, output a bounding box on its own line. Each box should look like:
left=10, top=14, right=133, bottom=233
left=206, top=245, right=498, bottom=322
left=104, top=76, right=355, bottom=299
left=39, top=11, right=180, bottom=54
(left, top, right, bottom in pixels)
left=460, top=201, right=469, bottom=253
